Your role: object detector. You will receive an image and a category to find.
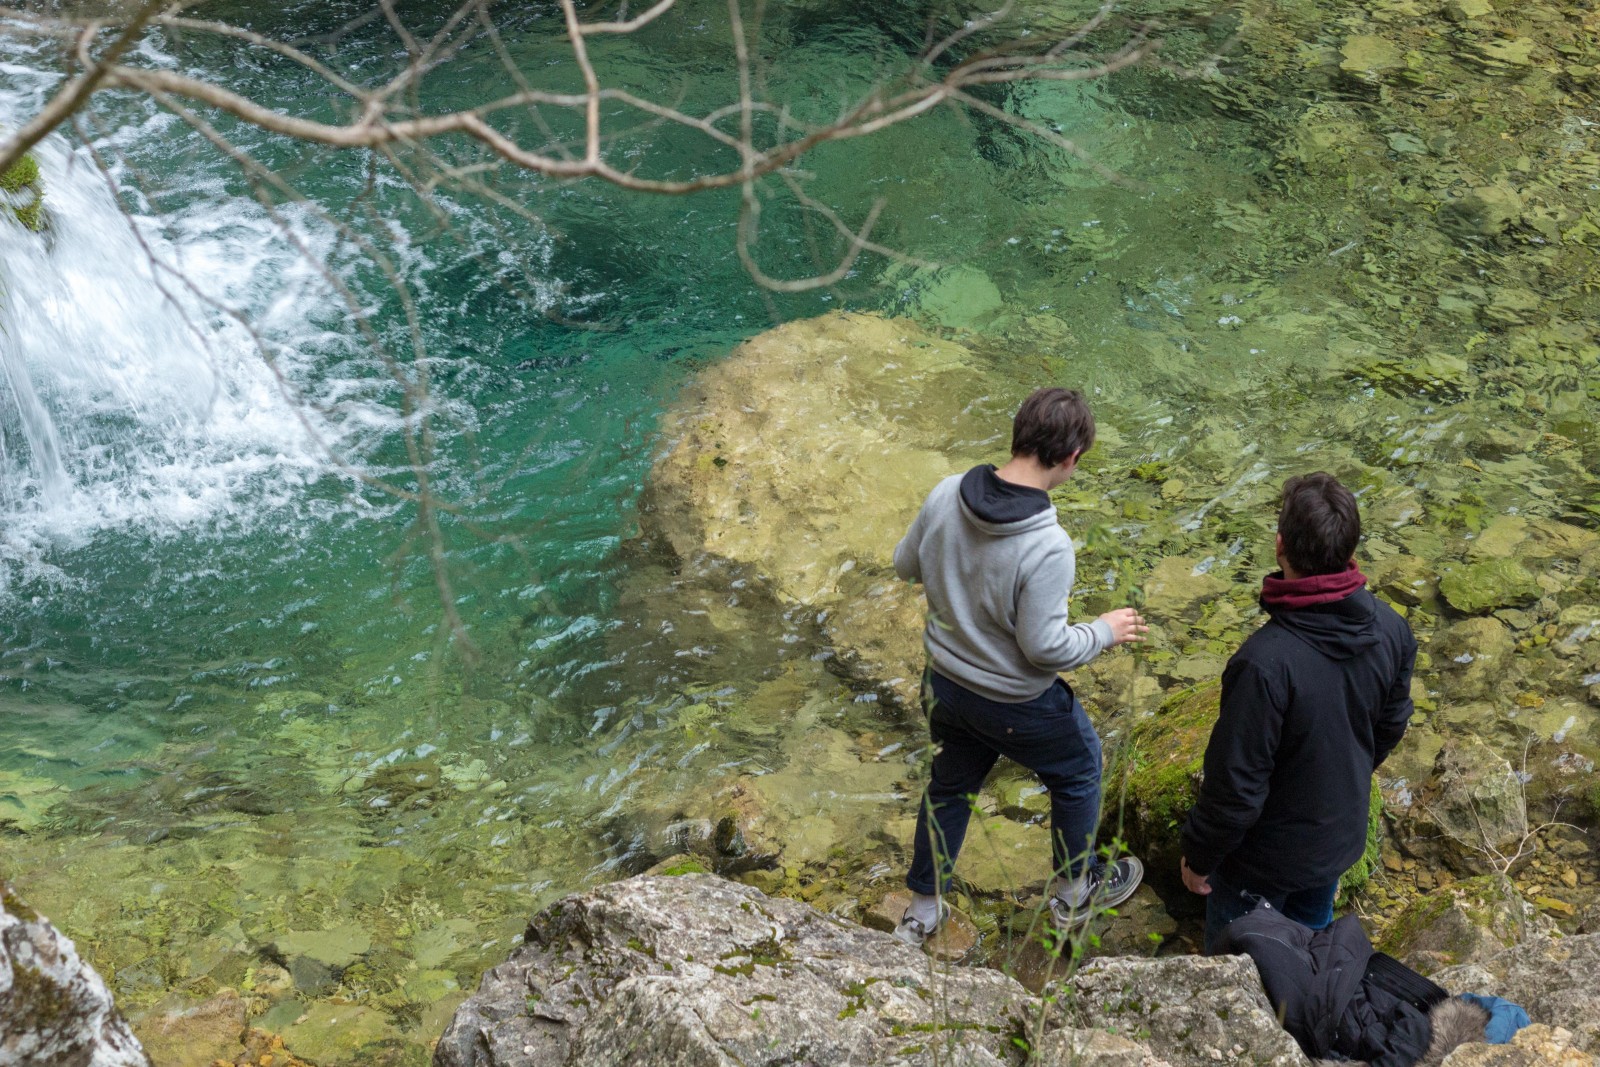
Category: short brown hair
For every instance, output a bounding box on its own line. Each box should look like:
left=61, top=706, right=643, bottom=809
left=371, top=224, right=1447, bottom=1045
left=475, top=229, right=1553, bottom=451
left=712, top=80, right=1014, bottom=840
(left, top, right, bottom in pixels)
left=1011, top=387, right=1095, bottom=468
left=1277, top=473, right=1360, bottom=576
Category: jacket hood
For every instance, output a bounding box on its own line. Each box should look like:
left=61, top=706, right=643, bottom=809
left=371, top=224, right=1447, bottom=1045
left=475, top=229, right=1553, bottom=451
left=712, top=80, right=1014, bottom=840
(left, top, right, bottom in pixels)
left=958, top=465, right=1057, bottom=535
left=1262, top=581, right=1380, bottom=661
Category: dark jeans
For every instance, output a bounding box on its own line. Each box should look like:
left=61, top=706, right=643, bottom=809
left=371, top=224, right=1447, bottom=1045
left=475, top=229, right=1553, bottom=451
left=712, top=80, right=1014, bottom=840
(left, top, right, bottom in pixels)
left=906, top=670, right=1102, bottom=896
left=1203, top=868, right=1338, bottom=954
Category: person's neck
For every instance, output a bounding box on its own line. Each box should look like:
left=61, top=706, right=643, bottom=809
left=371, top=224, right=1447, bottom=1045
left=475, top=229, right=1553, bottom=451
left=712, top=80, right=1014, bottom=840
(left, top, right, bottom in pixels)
left=994, top=453, right=1072, bottom=492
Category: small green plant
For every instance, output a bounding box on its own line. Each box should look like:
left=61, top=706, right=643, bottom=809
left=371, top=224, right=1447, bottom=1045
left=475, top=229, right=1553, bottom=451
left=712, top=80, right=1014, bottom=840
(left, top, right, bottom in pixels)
left=0, top=152, right=43, bottom=232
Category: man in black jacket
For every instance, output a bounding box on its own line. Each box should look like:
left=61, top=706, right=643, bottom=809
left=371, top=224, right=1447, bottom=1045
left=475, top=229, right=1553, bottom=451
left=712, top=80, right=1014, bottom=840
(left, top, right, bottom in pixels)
left=1179, top=472, right=1417, bottom=952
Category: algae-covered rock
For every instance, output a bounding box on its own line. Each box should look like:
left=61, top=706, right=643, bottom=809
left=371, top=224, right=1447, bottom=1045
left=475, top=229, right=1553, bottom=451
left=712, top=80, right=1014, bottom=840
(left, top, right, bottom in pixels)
left=1371, top=554, right=1440, bottom=608
left=1341, top=35, right=1403, bottom=80
left=1445, top=0, right=1493, bottom=19
left=0, top=878, right=150, bottom=1065
left=1440, top=558, right=1541, bottom=615
left=1115, top=682, right=1219, bottom=868
left=133, top=990, right=248, bottom=1067
left=1378, top=875, right=1554, bottom=975
left=1433, top=616, right=1517, bottom=700
left=1437, top=185, right=1524, bottom=239
left=1141, top=558, right=1230, bottom=621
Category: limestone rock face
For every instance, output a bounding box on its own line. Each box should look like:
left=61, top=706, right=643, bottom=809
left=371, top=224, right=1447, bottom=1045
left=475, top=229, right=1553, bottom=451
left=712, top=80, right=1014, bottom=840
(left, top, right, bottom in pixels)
left=1064, top=953, right=1312, bottom=1067
left=1439, top=1024, right=1592, bottom=1067
left=646, top=312, right=998, bottom=709
left=0, top=881, right=150, bottom=1067
left=1432, top=934, right=1600, bottom=1053
left=433, top=873, right=1031, bottom=1067
left=436, top=874, right=1316, bottom=1067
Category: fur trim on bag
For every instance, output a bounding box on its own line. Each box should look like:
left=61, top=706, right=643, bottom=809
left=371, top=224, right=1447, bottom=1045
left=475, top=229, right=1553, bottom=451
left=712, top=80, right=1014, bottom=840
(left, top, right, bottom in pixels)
left=1314, top=996, right=1491, bottom=1067
left=1416, top=997, right=1492, bottom=1067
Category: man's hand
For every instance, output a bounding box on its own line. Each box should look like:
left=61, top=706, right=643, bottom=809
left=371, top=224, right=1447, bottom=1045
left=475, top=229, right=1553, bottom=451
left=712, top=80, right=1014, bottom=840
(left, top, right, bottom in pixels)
left=1098, top=607, right=1149, bottom=646
left=1180, top=857, right=1212, bottom=895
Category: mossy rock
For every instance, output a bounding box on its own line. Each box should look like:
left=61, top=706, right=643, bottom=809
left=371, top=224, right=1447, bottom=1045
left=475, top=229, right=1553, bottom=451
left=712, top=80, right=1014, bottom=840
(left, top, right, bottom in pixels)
left=1337, top=779, right=1385, bottom=905
left=1113, top=681, right=1220, bottom=863
left=1377, top=875, right=1550, bottom=974
left=1114, top=682, right=1383, bottom=898
left=1439, top=558, right=1541, bottom=615
left=0, top=152, right=44, bottom=232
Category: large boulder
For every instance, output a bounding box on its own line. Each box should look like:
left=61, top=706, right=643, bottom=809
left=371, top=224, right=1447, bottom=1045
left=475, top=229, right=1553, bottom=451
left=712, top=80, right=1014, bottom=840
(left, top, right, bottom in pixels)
left=0, top=879, right=150, bottom=1066
left=1063, top=953, right=1311, bottom=1067
left=433, top=873, right=1033, bottom=1067
left=435, top=874, right=1315, bottom=1067
left=646, top=312, right=998, bottom=709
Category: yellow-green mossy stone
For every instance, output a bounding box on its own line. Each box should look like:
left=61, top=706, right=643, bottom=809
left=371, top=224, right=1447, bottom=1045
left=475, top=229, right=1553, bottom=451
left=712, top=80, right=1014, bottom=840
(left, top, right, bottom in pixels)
left=0, top=152, right=43, bottom=232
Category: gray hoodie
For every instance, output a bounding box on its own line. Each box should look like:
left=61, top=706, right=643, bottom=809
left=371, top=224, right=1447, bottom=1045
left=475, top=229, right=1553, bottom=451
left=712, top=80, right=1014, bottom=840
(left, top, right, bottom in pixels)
left=893, top=466, right=1113, bottom=702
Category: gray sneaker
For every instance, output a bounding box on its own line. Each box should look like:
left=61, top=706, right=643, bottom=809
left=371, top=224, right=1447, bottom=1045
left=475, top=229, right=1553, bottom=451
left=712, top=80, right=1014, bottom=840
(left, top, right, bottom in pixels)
left=892, top=900, right=951, bottom=947
left=1049, top=857, right=1144, bottom=929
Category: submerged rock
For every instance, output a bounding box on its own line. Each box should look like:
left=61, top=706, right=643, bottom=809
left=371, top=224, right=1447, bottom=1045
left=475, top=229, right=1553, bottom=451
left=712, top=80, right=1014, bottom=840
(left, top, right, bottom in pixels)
left=1440, top=558, right=1542, bottom=616
left=0, top=879, right=150, bottom=1066
left=647, top=312, right=997, bottom=709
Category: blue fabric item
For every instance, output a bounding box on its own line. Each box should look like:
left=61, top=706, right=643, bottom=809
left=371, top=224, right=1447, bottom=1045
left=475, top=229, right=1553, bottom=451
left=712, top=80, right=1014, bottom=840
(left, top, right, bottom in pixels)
left=1457, top=993, right=1530, bottom=1044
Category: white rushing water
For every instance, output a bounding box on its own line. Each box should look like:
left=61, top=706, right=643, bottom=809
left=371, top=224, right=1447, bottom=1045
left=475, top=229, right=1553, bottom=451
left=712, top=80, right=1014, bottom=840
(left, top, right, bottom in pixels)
left=0, top=120, right=392, bottom=595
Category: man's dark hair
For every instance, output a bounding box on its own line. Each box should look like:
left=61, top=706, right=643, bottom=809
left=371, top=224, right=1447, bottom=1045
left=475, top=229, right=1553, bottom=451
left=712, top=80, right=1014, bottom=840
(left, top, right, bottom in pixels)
left=1277, top=473, right=1361, bottom=576
left=1011, top=387, right=1095, bottom=468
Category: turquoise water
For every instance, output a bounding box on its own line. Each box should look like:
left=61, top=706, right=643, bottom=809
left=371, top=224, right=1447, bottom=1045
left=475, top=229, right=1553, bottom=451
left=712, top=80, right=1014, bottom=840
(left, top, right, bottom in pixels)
left=1, top=0, right=1597, bottom=1060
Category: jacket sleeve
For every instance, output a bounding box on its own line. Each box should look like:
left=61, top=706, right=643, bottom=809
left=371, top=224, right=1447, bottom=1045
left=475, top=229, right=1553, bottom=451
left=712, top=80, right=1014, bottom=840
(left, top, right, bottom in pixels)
left=1373, top=626, right=1417, bottom=768
left=1014, top=540, right=1114, bottom=673
left=1180, top=655, right=1285, bottom=877
left=892, top=500, right=927, bottom=583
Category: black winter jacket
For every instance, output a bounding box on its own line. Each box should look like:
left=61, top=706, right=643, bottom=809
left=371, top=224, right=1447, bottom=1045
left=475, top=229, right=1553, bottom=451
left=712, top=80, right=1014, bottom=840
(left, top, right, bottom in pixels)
left=1215, top=903, right=1488, bottom=1067
left=1181, top=585, right=1416, bottom=892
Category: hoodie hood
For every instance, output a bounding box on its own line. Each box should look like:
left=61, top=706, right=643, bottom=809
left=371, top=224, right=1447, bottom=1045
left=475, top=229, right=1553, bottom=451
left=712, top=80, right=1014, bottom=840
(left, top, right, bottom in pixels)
left=1261, top=578, right=1379, bottom=661
left=958, top=465, right=1057, bottom=534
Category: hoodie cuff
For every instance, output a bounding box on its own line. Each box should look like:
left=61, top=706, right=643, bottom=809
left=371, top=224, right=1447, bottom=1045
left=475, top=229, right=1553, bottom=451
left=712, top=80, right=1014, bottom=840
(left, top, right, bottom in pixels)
left=1090, top=617, right=1116, bottom=651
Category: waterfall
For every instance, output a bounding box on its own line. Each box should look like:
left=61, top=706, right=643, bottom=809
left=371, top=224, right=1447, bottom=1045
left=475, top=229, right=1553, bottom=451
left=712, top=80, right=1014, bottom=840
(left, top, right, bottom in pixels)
left=0, top=128, right=380, bottom=593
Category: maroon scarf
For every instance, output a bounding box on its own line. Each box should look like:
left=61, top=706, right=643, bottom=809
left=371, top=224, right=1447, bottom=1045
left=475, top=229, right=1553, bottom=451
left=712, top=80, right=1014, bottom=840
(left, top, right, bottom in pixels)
left=1261, top=559, right=1367, bottom=610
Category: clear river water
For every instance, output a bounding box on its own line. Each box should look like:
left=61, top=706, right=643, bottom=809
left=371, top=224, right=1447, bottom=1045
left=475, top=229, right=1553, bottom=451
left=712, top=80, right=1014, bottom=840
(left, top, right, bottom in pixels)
left=1, top=0, right=1597, bottom=1061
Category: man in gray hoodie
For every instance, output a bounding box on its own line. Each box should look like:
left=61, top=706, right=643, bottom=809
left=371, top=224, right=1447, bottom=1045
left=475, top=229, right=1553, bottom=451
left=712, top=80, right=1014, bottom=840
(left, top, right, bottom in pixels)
left=893, top=387, right=1148, bottom=944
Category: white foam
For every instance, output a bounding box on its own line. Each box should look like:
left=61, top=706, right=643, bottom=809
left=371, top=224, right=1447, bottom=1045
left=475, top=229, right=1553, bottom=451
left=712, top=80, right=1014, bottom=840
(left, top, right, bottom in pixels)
left=0, top=104, right=391, bottom=596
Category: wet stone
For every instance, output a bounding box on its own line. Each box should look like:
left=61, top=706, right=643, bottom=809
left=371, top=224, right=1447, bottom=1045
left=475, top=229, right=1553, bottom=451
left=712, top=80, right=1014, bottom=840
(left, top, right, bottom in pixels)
left=869, top=891, right=978, bottom=961
left=1440, top=558, right=1541, bottom=615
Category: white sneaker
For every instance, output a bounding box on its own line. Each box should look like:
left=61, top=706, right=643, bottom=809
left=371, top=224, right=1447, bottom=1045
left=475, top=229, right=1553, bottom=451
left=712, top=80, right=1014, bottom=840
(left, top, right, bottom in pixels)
left=892, top=900, right=951, bottom=947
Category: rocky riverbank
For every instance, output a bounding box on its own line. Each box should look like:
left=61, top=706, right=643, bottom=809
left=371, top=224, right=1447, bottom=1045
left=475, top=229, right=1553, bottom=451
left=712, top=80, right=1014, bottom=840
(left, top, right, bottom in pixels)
left=631, top=306, right=1600, bottom=966
left=433, top=873, right=1600, bottom=1067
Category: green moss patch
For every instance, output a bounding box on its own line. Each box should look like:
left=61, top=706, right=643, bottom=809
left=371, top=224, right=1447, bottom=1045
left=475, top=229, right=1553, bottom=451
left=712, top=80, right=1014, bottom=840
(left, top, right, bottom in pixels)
left=1112, top=682, right=1220, bottom=859
left=0, top=152, right=43, bottom=232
